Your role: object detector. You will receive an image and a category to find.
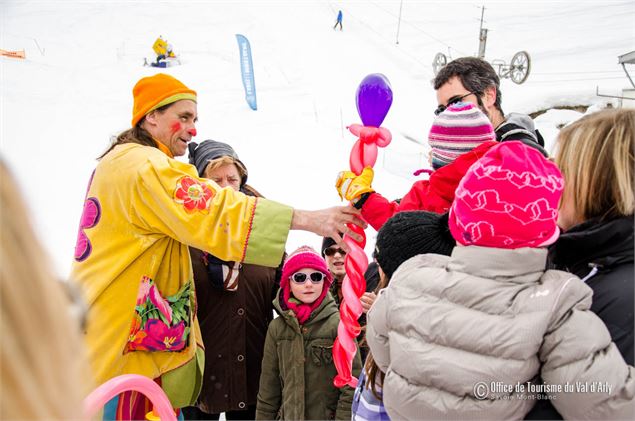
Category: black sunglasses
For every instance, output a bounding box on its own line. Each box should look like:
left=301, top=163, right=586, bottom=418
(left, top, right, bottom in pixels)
left=434, top=92, right=476, bottom=116
left=291, top=271, right=326, bottom=284
left=324, top=247, right=346, bottom=257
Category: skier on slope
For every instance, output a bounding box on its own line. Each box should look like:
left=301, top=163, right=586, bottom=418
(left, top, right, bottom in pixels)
left=333, top=10, right=343, bottom=31
left=151, top=35, right=176, bottom=67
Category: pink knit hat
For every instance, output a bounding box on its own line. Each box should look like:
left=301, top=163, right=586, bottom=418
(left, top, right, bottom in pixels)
left=449, top=141, right=564, bottom=249
left=280, top=246, right=332, bottom=289
left=279, top=246, right=333, bottom=324
left=429, top=102, right=496, bottom=170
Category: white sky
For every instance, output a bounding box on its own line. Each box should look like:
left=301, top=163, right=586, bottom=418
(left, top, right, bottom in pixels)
left=2, top=0, right=634, bottom=277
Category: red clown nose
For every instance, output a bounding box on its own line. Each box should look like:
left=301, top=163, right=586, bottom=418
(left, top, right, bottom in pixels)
left=188, top=128, right=197, bottom=137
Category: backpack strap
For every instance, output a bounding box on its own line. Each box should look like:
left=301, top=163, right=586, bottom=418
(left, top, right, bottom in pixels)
left=496, top=122, right=549, bottom=157
left=496, top=122, right=538, bottom=143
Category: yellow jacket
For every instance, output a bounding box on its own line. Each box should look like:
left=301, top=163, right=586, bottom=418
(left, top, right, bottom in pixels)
left=152, top=37, right=168, bottom=56
left=71, top=143, right=293, bottom=407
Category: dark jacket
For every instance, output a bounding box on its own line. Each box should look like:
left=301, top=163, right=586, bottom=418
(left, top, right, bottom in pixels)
left=191, top=247, right=281, bottom=414
left=526, top=216, right=634, bottom=420
left=256, top=291, right=362, bottom=420
left=550, top=216, right=634, bottom=363
left=496, top=112, right=548, bottom=157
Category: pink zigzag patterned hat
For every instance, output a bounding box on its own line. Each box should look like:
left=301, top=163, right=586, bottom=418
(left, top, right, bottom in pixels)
left=449, top=141, right=564, bottom=249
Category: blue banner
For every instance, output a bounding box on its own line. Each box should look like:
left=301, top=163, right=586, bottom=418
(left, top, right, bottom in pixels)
left=236, top=34, right=257, bottom=110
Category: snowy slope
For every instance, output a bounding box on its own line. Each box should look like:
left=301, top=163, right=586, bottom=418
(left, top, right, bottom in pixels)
left=1, top=0, right=634, bottom=276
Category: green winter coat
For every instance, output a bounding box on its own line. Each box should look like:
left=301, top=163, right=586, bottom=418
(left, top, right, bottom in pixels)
left=256, top=291, right=362, bottom=420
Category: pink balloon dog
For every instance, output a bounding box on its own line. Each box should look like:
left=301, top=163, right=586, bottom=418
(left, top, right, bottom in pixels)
left=83, top=374, right=176, bottom=421
left=333, top=74, right=393, bottom=388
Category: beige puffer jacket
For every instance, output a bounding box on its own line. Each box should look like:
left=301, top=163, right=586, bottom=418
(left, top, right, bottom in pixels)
left=367, top=246, right=635, bottom=420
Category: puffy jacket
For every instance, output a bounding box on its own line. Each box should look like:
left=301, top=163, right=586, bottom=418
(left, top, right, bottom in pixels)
left=367, top=247, right=635, bottom=420
left=256, top=292, right=362, bottom=420
left=71, top=143, right=293, bottom=407
left=361, top=141, right=496, bottom=231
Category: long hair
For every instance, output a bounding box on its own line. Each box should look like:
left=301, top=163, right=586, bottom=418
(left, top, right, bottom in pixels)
left=98, top=102, right=173, bottom=160
left=0, top=159, right=89, bottom=419
left=98, top=125, right=157, bottom=160
left=555, top=108, right=635, bottom=222
left=364, top=268, right=390, bottom=400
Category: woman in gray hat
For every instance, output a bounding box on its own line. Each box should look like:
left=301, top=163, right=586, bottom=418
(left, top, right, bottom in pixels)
left=183, top=140, right=282, bottom=421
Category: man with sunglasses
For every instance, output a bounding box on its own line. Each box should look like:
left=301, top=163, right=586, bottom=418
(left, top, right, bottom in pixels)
left=321, top=236, right=380, bottom=363
left=433, top=56, right=548, bottom=156
left=321, top=236, right=348, bottom=305
left=320, top=236, right=379, bottom=305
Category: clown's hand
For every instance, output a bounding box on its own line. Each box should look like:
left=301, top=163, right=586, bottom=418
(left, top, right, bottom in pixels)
left=335, top=167, right=374, bottom=204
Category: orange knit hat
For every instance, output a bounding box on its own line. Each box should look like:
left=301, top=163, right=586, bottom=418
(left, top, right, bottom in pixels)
left=131, top=73, right=197, bottom=127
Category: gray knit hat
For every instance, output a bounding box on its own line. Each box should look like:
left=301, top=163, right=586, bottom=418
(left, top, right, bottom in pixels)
left=375, top=211, right=455, bottom=279
left=187, top=139, right=248, bottom=185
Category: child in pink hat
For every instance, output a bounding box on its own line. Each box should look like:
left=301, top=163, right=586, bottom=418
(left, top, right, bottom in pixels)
left=256, top=246, right=362, bottom=420
left=448, top=140, right=564, bottom=249
left=277, top=246, right=333, bottom=324
left=366, top=142, right=634, bottom=420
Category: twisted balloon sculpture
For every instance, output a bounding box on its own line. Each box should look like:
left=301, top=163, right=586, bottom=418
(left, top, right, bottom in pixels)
left=333, top=74, right=393, bottom=388
left=83, top=374, right=177, bottom=421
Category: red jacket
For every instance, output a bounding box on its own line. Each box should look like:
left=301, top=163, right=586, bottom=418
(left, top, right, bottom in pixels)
left=362, top=141, right=497, bottom=231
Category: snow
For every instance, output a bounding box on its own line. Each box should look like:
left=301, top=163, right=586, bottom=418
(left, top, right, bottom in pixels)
left=534, top=108, right=585, bottom=154
left=1, top=0, right=634, bottom=278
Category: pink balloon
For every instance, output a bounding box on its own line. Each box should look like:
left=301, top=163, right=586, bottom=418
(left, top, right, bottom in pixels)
left=332, top=231, right=368, bottom=389
left=334, top=74, right=392, bottom=389
left=349, top=139, right=378, bottom=176
left=347, top=124, right=393, bottom=175
left=342, top=278, right=363, bottom=317
left=333, top=341, right=354, bottom=388
left=346, top=223, right=366, bottom=249
left=83, top=374, right=176, bottom=421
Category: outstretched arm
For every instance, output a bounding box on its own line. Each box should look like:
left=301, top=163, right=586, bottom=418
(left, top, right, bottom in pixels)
left=291, top=206, right=366, bottom=247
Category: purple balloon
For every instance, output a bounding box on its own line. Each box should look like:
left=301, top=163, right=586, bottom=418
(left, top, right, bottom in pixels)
left=356, top=74, right=393, bottom=127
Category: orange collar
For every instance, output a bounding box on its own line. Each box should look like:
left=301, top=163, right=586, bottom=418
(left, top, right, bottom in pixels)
left=154, top=139, right=174, bottom=158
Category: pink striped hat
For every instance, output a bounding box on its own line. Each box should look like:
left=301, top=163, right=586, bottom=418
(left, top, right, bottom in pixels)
left=428, top=102, right=496, bottom=170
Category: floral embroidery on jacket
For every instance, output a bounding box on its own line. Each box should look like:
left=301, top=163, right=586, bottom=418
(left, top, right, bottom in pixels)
left=174, top=176, right=214, bottom=212
left=125, top=276, right=191, bottom=353
left=74, top=197, right=101, bottom=262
